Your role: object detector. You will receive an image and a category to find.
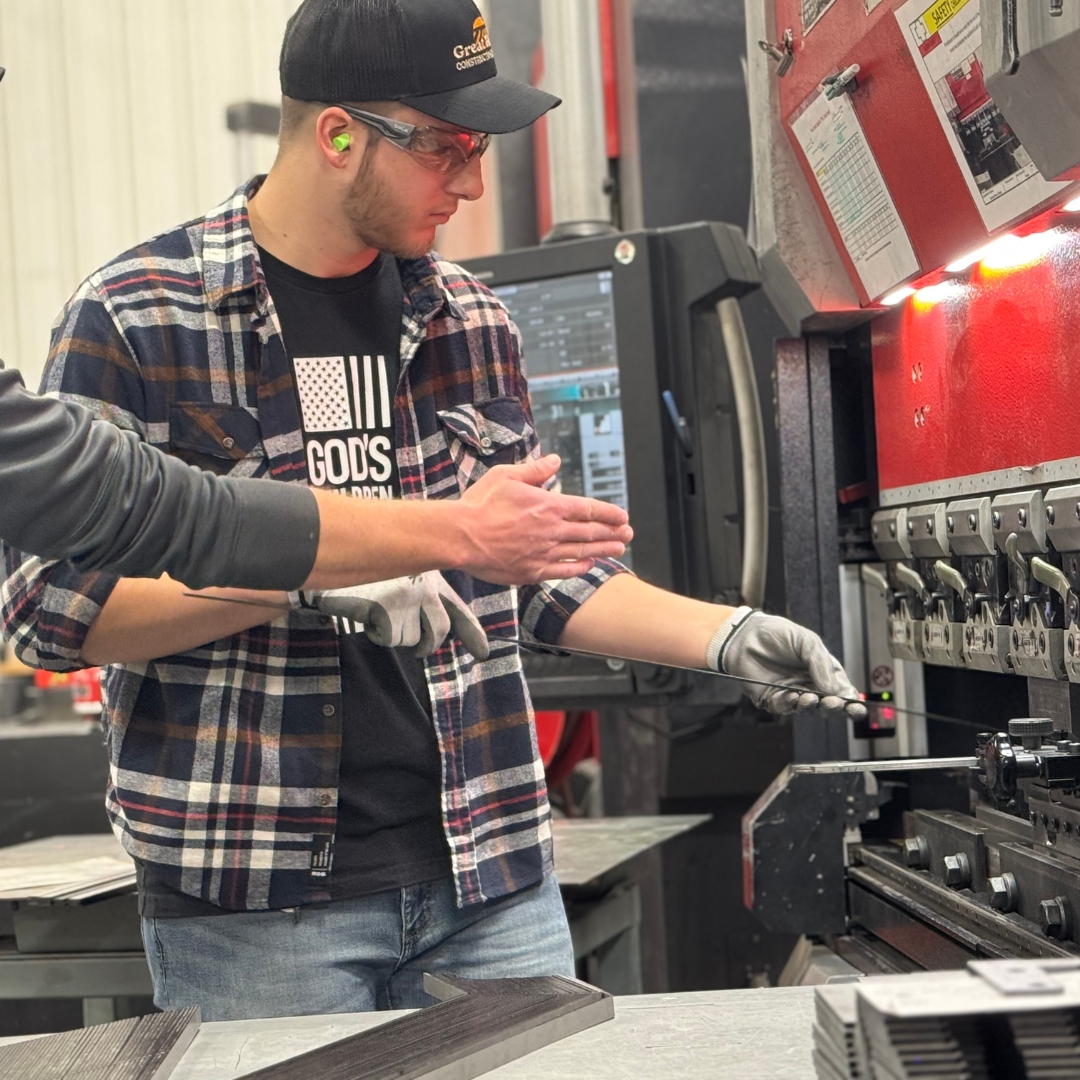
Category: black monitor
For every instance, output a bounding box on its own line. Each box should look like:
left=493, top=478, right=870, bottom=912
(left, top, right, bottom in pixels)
left=491, top=268, right=630, bottom=548
left=463, top=223, right=760, bottom=704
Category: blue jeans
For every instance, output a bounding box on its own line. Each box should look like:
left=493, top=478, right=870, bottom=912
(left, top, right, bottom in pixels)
left=141, top=873, right=574, bottom=1021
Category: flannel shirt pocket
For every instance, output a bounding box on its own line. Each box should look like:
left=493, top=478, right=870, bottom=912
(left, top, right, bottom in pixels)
left=168, top=402, right=264, bottom=475
left=436, top=397, right=533, bottom=491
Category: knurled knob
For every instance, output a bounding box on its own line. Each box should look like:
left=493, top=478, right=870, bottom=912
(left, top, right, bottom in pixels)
left=1008, top=718, right=1055, bottom=738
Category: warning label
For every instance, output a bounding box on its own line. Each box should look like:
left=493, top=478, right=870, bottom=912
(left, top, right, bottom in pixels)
left=921, top=0, right=969, bottom=36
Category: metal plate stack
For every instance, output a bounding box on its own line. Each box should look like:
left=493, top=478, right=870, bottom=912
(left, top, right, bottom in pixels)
left=0, top=836, right=135, bottom=903
left=827, top=963, right=1080, bottom=1080
left=856, top=1011, right=991, bottom=1079
left=1009, top=1010, right=1080, bottom=1078
left=812, top=984, right=862, bottom=1079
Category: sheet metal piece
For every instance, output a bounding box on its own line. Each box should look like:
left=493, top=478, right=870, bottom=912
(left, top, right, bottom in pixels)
left=235, top=975, right=613, bottom=1080
left=0, top=1006, right=199, bottom=1080
left=812, top=984, right=861, bottom=1079
left=0, top=835, right=136, bottom=905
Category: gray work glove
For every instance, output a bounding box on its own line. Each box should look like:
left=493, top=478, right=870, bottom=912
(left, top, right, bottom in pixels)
left=296, top=572, right=490, bottom=661
left=706, top=607, right=866, bottom=718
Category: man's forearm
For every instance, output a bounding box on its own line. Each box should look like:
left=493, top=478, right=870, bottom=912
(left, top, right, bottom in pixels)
left=303, top=492, right=475, bottom=588
left=0, top=369, right=509, bottom=593
left=305, top=455, right=632, bottom=589
left=559, top=573, right=736, bottom=670
left=80, top=577, right=287, bottom=666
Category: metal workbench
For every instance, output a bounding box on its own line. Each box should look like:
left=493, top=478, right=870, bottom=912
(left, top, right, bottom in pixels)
left=0, top=985, right=816, bottom=1078
left=0, top=816, right=709, bottom=1020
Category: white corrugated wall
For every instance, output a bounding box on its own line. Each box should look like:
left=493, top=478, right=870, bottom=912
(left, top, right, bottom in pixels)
left=0, top=0, right=301, bottom=391
left=0, top=0, right=505, bottom=395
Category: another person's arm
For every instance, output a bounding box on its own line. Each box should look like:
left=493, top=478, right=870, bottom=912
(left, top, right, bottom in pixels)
left=79, top=455, right=631, bottom=666
left=3, top=275, right=630, bottom=673
left=0, top=368, right=627, bottom=594
left=0, top=366, right=318, bottom=590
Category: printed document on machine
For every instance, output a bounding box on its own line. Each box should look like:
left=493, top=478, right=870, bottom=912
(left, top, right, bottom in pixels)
left=791, top=90, right=918, bottom=301
left=895, top=0, right=1066, bottom=230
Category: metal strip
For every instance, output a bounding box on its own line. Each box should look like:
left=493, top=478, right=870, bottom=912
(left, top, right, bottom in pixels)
left=792, top=757, right=977, bottom=774
left=184, top=592, right=981, bottom=727
left=879, top=455, right=1080, bottom=507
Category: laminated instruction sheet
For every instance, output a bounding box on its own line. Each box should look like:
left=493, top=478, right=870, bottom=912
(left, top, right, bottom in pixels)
left=791, top=90, right=918, bottom=300
left=895, top=0, right=1066, bottom=230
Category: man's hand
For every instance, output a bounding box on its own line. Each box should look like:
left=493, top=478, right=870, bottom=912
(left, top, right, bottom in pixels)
left=457, top=454, right=633, bottom=584
left=708, top=608, right=866, bottom=718
left=302, top=572, right=490, bottom=660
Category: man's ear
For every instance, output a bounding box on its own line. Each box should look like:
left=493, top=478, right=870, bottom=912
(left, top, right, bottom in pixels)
left=315, top=107, right=363, bottom=168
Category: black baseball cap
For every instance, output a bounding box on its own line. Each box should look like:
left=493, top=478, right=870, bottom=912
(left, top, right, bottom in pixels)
left=280, top=0, right=560, bottom=135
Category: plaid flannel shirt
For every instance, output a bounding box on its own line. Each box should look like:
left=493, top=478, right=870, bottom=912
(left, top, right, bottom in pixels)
left=1, top=180, right=625, bottom=912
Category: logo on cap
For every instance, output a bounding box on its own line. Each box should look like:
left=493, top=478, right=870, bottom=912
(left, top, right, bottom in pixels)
left=453, top=15, right=493, bottom=71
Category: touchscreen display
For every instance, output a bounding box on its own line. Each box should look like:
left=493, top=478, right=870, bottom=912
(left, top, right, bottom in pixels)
left=493, top=271, right=630, bottom=558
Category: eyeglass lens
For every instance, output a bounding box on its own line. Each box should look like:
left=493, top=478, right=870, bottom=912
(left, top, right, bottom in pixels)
left=406, top=128, right=490, bottom=174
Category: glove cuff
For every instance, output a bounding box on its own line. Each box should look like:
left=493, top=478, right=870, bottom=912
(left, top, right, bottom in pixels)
left=288, top=591, right=319, bottom=611
left=705, top=606, right=754, bottom=672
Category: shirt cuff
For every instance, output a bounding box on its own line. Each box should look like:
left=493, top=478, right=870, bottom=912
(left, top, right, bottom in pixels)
left=705, top=605, right=754, bottom=672
left=519, top=559, right=631, bottom=646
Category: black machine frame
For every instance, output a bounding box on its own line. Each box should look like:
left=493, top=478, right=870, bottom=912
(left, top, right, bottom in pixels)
left=464, top=223, right=762, bottom=705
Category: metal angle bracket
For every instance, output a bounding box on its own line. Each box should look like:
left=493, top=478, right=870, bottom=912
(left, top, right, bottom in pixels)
left=235, top=974, right=614, bottom=1080
left=0, top=1005, right=200, bottom=1079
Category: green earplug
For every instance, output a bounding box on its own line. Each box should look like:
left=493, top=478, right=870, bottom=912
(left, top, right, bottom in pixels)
left=332, top=133, right=352, bottom=152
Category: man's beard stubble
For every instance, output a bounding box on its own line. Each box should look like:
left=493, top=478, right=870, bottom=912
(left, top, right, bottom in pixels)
left=342, top=143, right=434, bottom=260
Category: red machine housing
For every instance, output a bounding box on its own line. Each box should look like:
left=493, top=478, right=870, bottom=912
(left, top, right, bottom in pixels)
left=768, top=0, right=1080, bottom=491
left=774, top=0, right=1079, bottom=305
left=872, top=217, right=1080, bottom=500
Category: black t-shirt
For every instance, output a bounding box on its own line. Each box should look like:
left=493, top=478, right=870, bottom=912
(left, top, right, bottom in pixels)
left=136, top=247, right=449, bottom=918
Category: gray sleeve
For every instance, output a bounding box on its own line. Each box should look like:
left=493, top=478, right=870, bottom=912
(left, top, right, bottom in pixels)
left=0, top=368, right=319, bottom=590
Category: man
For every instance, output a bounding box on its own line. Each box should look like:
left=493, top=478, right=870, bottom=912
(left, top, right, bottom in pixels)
left=0, top=62, right=630, bottom=597
left=0, top=363, right=630, bottom=592
left=2, top=0, right=861, bottom=1020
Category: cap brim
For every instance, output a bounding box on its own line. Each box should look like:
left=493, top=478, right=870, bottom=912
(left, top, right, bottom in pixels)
left=400, top=74, right=560, bottom=135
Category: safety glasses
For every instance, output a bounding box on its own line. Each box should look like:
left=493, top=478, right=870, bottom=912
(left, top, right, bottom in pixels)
left=329, top=104, right=491, bottom=175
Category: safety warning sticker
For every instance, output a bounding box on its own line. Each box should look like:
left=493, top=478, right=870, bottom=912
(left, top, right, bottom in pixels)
left=895, top=0, right=1067, bottom=230
left=791, top=90, right=918, bottom=301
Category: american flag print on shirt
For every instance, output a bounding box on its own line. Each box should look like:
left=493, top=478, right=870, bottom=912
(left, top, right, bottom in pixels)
left=293, top=354, right=397, bottom=500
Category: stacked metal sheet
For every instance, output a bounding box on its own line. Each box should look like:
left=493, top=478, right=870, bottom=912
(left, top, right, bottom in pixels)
left=813, top=962, right=1080, bottom=1080
left=0, top=857, right=136, bottom=902
left=856, top=1010, right=991, bottom=1079
left=812, top=983, right=862, bottom=1079
left=0, top=835, right=136, bottom=904
left=0, top=1006, right=198, bottom=1079
left=1009, top=1010, right=1080, bottom=1078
